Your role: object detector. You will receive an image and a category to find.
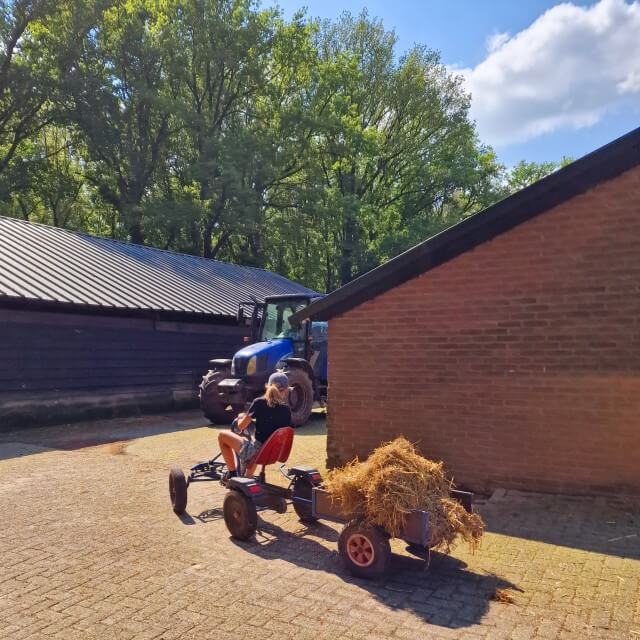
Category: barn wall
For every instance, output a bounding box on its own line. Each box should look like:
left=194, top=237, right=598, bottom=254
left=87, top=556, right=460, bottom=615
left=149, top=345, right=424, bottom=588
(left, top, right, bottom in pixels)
left=0, top=308, right=245, bottom=429
left=327, top=165, right=640, bottom=495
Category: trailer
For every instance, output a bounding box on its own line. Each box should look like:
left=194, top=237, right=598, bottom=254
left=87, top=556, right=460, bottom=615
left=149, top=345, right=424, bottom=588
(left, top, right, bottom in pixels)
left=303, top=486, right=473, bottom=578
left=169, top=425, right=474, bottom=579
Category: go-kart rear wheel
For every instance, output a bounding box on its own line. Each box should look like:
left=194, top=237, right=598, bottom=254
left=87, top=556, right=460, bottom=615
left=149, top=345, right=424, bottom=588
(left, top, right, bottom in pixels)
left=338, top=520, right=390, bottom=579
left=169, top=466, right=188, bottom=515
left=292, top=477, right=317, bottom=523
left=223, top=490, right=257, bottom=540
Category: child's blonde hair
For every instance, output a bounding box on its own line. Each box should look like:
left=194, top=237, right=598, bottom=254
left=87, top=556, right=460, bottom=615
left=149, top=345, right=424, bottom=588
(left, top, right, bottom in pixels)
left=264, top=383, right=287, bottom=408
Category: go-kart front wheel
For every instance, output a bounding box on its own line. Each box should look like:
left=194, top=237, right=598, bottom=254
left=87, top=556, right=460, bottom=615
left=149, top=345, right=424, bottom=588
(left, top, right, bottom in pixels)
left=169, top=466, right=188, bottom=515
left=223, top=490, right=257, bottom=540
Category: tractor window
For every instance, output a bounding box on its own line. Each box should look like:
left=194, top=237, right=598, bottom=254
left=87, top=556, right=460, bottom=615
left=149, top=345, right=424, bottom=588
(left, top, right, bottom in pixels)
left=262, top=305, right=279, bottom=340
left=261, top=300, right=308, bottom=342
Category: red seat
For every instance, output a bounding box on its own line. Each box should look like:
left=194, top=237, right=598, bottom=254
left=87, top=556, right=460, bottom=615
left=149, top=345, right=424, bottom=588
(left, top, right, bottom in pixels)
left=251, top=427, right=294, bottom=467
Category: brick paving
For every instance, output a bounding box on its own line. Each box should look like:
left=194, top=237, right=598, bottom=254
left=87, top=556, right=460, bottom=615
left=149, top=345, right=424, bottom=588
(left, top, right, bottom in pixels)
left=0, top=412, right=639, bottom=640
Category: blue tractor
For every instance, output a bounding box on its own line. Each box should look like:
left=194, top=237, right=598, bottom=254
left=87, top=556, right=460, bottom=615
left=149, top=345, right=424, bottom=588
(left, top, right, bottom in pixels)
left=199, top=294, right=328, bottom=426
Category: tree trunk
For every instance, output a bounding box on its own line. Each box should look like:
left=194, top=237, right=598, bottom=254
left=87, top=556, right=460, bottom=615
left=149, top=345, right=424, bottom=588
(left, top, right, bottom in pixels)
left=128, top=214, right=144, bottom=244
left=325, top=249, right=333, bottom=292
left=203, top=220, right=213, bottom=258
left=120, top=183, right=145, bottom=244
left=340, top=230, right=353, bottom=285
left=203, top=190, right=226, bottom=259
left=339, top=172, right=358, bottom=286
left=340, top=201, right=357, bottom=285
left=18, top=198, right=30, bottom=221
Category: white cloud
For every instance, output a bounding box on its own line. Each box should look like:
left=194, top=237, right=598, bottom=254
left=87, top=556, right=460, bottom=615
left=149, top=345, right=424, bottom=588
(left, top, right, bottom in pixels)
left=486, top=32, right=510, bottom=53
left=459, top=0, right=640, bottom=147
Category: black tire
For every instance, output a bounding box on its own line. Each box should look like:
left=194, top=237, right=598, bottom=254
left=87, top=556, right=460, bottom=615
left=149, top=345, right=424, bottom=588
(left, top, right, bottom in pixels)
left=169, top=466, right=188, bottom=515
left=292, top=477, right=317, bottom=522
left=338, top=520, right=391, bottom=579
left=223, top=490, right=257, bottom=540
left=285, top=368, right=313, bottom=427
left=199, top=368, right=236, bottom=424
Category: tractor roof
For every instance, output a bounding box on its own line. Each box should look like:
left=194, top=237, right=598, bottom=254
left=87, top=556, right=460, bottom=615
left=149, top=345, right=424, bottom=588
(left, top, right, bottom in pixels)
left=264, top=293, right=324, bottom=303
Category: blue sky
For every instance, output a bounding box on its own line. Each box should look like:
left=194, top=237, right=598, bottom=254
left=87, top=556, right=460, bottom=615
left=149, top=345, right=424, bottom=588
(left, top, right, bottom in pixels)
left=274, top=0, right=640, bottom=167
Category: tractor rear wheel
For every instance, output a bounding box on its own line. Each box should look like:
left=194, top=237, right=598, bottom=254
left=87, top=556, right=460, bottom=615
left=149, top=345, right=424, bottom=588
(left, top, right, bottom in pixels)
left=223, top=490, right=257, bottom=540
left=199, top=368, right=236, bottom=425
left=286, top=368, right=313, bottom=427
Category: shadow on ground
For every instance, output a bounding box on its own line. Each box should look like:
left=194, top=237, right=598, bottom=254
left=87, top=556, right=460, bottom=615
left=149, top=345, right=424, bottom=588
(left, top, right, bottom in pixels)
left=190, top=511, right=519, bottom=630
left=481, top=492, right=640, bottom=561
left=0, top=411, right=208, bottom=460
left=0, top=409, right=326, bottom=462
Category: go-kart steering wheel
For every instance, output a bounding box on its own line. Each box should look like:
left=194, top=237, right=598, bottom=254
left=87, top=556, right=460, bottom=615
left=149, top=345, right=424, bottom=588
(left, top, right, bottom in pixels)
left=231, top=418, right=254, bottom=439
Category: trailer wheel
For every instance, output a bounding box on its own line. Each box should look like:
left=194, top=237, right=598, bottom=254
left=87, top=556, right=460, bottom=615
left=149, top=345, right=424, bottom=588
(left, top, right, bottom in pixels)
left=169, top=466, right=188, bottom=515
left=292, top=477, right=317, bottom=523
left=223, top=490, right=257, bottom=540
left=286, top=368, right=313, bottom=426
left=199, top=368, right=236, bottom=424
left=338, top=520, right=390, bottom=578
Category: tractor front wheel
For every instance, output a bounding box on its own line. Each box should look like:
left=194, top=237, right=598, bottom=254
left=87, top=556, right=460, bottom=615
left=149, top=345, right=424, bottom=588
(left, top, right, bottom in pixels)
left=199, top=368, right=236, bottom=425
left=286, top=368, right=313, bottom=427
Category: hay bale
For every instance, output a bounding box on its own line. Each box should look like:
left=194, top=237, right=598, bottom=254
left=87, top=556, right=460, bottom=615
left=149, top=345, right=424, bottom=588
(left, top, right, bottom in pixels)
left=492, top=588, right=516, bottom=604
left=325, top=437, right=484, bottom=552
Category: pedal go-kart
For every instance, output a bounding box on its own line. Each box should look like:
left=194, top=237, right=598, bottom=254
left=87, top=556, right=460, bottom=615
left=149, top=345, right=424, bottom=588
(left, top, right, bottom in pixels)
left=169, top=425, right=474, bottom=578
left=169, top=426, right=323, bottom=537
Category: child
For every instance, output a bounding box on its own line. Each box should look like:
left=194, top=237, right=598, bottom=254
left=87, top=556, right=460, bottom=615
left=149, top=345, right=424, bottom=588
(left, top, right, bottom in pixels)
left=218, top=371, right=291, bottom=480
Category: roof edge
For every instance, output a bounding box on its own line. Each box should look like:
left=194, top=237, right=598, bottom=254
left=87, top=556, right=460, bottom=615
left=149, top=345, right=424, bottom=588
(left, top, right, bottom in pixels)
left=0, top=295, right=239, bottom=325
left=294, top=125, right=640, bottom=323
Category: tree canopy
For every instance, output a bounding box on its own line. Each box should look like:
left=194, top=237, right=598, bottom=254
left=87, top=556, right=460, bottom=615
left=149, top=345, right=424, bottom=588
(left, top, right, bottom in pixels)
left=0, top=0, right=568, bottom=291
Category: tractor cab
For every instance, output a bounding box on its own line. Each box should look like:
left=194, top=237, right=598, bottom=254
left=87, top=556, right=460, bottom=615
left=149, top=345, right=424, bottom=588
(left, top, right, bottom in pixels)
left=199, top=294, right=327, bottom=427
left=235, top=294, right=325, bottom=377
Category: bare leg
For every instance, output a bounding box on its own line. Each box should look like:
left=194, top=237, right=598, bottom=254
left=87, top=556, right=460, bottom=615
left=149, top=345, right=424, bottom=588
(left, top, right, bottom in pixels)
left=218, top=431, right=245, bottom=472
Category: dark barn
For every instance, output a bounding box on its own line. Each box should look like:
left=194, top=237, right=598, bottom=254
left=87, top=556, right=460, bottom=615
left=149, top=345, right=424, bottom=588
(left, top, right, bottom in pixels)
left=0, top=217, right=313, bottom=428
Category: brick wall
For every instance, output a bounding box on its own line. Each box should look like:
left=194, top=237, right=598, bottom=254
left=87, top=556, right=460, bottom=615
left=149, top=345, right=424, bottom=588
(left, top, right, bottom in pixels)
left=327, top=165, right=640, bottom=495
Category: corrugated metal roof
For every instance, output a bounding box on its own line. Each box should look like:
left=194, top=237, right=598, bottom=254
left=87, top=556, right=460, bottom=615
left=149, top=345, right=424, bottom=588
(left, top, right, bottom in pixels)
left=0, top=216, right=315, bottom=317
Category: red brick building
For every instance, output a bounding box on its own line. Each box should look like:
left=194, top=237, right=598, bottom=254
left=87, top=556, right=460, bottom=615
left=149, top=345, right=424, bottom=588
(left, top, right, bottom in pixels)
left=295, top=127, right=640, bottom=496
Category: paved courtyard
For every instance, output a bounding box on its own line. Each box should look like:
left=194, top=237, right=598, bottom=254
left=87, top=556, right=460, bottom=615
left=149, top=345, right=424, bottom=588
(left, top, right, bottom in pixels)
left=0, top=412, right=639, bottom=640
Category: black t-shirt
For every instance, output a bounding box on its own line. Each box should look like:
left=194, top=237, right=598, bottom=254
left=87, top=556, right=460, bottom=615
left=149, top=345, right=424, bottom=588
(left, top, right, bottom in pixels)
left=247, top=397, right=292, bottom=444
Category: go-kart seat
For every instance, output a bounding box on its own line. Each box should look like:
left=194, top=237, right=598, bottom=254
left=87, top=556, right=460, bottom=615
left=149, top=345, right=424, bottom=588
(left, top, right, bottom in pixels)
left=247, top=427, right=294, bottom=480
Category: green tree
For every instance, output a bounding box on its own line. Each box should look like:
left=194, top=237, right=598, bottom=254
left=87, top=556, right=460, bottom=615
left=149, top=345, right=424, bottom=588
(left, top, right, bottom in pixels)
left=164, top=0, right=317, bottom=262
left=506, top=157, right=573, bottom=192
left=0, top=124, right=109, bottom=232
left=59, top=0, right=179, bottom=243
left=0, top=0, right=58, bottom=176
left=301, top=12, right=501, bottom=286
left=0, top=2, right=541, bottom=294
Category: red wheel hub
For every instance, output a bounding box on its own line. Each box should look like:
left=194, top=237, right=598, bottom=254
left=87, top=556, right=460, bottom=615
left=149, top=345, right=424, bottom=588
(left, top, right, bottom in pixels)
left=346, top=533, right=375, bottom=567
